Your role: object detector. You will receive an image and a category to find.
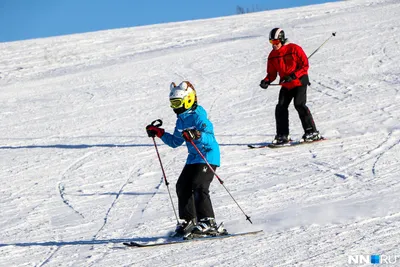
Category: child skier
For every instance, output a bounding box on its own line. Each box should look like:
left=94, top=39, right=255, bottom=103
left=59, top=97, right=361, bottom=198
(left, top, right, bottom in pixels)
left=146, top=81, right=223, bottom=237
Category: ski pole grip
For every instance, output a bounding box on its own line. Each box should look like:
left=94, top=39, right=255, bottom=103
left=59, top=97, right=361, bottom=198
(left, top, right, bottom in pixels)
left=151, top=119, right=163, bottom=127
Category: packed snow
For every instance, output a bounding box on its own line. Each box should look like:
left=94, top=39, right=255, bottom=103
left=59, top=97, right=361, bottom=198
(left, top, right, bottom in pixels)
left=1, top=0, right=399, bottom=266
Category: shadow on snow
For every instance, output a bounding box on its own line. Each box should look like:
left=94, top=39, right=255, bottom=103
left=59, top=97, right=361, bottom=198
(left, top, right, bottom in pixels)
left=0, top=236, right=169, bottom=247
left=68, top=192, right=165, bottom=196
left=0, top=143, right=252, bottom=149
left=0, top=144, right=152, bottom=149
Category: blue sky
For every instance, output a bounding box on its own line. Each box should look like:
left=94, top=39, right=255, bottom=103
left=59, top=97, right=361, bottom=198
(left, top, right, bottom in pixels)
left=0, top=0, right=339, bottom=43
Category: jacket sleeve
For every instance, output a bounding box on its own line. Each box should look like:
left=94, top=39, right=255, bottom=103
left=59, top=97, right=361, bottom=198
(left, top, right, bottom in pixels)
left=193, top=115, right=216, bottom=146
left=160, top=126, right=185, bottom=148
left=264, top=55, right=278, bottom=82
left=293, top=45, right=309, bottom=78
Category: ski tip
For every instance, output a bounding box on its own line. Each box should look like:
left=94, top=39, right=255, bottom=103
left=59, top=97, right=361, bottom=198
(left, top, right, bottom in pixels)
left=123, top=241, right=148, bottom=247
left=247, top=143, right=270, bottom=149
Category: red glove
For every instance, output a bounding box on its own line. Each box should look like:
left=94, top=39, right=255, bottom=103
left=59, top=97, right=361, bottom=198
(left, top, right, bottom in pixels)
left=146, top=125, right=165, bottom=138
left=182, top=129, right=201, bottom=141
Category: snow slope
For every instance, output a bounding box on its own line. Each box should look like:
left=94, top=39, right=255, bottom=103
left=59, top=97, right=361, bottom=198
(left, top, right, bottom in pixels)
left=1, top=0, right=399, bottom=266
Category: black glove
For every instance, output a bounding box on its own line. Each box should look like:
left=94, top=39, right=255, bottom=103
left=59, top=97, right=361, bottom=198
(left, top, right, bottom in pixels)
left=182, top=129, right=201, bottom=141
left=260, top=79, right=270, bottom=89
left=282, top=73, right=296, bottom=83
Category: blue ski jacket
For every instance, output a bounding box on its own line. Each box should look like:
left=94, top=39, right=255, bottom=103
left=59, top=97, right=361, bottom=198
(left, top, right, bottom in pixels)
left=161, top=105, right=220, bottom=166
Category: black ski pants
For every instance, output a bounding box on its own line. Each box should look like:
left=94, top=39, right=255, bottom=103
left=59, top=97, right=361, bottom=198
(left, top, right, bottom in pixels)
left=275, top=75, right=317, bottom=136
left=176, top=163, right=216, bottom=222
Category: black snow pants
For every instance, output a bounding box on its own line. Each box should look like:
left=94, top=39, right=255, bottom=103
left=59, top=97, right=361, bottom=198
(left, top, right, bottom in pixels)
left=275, top=75, right=317, bottom=136
left=176, top=163, right=216, bottom=222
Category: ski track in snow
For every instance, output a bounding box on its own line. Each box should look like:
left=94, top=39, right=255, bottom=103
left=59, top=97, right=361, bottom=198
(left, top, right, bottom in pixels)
left=46, top=145, right=178, bottom=266
left=1, top=0, right=400, bottom=266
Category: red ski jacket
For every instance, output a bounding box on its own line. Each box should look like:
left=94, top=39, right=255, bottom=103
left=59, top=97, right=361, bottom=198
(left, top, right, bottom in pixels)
left=263, top=43, right=309, bottom=90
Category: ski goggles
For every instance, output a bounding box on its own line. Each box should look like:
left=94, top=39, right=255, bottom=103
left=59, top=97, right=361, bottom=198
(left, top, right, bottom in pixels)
left=170, top=98, right=184, bottom=109
left=269, top=39, right=281, bottom=45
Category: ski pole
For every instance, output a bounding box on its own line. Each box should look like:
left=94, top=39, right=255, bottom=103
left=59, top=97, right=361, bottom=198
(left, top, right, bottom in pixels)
left=267, top=32, right=337, bottom=86
left=150, top=119, right=180, bottom=224
left=183, top=132, right=253, bottom=224
left=307, top=32, right=336, bottom=60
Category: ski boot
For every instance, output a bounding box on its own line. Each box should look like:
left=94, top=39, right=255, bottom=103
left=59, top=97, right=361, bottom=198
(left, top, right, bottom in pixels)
left=272, top=134, right=291, bottom=145
left=171, top=219, right=196, bottom=238
left=301, top=131, right=323, bottom=142
left=186, top=218, right=228, bottom=239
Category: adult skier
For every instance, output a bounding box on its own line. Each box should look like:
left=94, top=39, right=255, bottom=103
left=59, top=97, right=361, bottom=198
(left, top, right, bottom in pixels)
left=260, top=28, right=322, bottom=145
left=146, top=81, right=223, bottom=237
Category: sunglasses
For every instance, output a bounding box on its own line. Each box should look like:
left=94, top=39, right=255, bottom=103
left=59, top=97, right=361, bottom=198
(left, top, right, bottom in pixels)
left=269, top=39, right=281, bottom=45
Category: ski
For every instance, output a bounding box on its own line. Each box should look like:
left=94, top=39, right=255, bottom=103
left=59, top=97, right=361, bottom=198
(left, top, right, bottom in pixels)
left=123, top=230, right=263, bottom=248
left=248, top=137, right=326, bottom=149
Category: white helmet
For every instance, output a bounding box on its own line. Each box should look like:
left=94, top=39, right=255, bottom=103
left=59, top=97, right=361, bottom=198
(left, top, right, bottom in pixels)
left=169, top=81, right=197, bottom=114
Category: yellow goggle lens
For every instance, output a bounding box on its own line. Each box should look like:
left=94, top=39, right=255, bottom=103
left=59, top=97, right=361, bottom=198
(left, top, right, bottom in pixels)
left=170, top=98, right=183, bottom=109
